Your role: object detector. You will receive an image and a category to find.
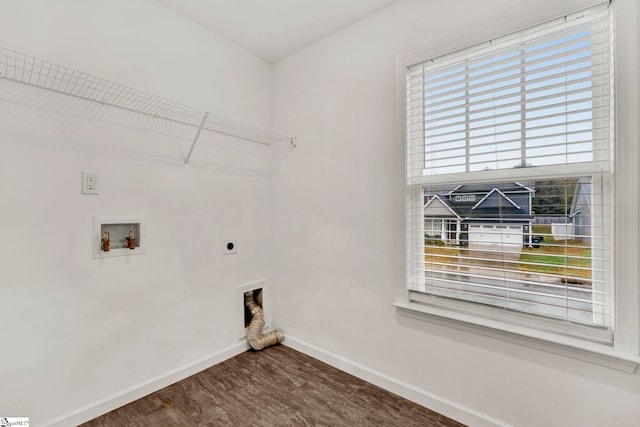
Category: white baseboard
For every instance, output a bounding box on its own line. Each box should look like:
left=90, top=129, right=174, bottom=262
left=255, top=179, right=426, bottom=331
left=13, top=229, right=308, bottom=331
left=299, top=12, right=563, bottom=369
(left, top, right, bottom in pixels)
left=43, top=337, right=507, bottom=427
left=44, top=341, right=249, bottom=427
left=283, top=336, right=510, bottom=427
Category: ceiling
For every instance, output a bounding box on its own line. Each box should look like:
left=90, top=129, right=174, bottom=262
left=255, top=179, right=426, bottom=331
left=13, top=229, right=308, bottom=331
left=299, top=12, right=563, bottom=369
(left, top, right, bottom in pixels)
left=156, top=0, right=401, bottom=63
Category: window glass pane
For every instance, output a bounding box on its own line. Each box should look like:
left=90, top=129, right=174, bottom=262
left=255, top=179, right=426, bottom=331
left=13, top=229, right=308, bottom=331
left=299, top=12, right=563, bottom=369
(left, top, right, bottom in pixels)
left=415, top=23, right=609, bottom=175
left=421, top=178, right=606, bottom=326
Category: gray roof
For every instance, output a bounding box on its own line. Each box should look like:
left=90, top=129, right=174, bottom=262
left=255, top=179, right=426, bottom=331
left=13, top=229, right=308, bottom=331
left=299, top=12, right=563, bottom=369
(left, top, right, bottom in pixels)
left=425, top=182, right=534, bottom=221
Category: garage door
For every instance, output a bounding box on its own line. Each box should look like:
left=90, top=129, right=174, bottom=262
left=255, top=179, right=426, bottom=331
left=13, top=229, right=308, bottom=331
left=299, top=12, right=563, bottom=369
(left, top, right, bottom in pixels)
left=468, top=224, right=523, bottom=250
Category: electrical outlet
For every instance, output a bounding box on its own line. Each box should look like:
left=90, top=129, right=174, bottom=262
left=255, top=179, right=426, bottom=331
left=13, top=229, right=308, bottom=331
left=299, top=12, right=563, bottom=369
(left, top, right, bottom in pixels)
left=223, top=239, right=237, bottom=255
left=81, top=171, right=98, bottom=195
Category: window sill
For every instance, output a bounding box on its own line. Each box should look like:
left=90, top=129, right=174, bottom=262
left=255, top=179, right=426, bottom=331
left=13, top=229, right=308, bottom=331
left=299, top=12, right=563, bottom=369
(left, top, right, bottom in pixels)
left=393, top=300, right=640, bottom=373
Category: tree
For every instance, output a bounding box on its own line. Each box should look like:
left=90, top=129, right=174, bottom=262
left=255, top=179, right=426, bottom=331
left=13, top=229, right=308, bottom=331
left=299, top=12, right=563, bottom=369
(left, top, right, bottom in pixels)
left=532, top=178, right=578, bottom=216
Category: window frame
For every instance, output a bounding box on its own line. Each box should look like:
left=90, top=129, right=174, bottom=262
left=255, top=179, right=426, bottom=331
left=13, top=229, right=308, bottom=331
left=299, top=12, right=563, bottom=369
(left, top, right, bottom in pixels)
left=394, top=0, right=640, bottom=372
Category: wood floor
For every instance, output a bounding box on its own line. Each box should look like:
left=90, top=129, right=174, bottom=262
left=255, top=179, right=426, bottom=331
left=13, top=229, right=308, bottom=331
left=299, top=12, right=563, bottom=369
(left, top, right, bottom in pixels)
left=81, top=345, right=465, bottom=426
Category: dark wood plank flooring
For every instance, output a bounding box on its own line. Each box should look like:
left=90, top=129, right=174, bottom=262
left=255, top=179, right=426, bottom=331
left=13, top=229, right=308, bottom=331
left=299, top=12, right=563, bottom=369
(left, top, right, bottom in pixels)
left=81, top=345, right=465, bottom=426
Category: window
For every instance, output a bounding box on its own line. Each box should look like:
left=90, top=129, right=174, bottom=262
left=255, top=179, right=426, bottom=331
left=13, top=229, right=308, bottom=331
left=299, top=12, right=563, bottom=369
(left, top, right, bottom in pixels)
left=424, top=219, right=443, bottom=239
left=404, top=3, right=615, bottom=344
left=454, top=194, right=476, bottom=202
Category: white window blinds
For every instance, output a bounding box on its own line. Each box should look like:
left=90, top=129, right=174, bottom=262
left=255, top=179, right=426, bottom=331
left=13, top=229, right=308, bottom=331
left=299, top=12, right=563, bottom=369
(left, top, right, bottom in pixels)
left=405, top=3, right=613, bottom=341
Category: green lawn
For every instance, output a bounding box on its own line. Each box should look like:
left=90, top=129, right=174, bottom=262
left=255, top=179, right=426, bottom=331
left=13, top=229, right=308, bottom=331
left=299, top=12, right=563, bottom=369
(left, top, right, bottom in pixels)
left=519, top=240, right=592, bottom=280
left=424, top=243, right=459, bottom=269
left=422, top=228, right=592, bottom=282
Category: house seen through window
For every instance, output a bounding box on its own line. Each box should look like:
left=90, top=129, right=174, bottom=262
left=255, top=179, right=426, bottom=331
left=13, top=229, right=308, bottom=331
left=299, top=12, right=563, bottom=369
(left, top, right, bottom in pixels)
left=405, top=3, right=612, bottom=341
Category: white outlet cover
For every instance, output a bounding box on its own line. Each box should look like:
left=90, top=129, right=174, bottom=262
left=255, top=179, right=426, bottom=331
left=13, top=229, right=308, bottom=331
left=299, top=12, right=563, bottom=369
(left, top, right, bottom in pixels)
left=81, top=171, right=98, bottom=195
left=223, top=239, right=237, bottom=255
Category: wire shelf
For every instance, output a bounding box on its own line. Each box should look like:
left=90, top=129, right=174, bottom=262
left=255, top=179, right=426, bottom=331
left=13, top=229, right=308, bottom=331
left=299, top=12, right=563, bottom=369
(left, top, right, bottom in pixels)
left=0, top=46, right=295, bottom=167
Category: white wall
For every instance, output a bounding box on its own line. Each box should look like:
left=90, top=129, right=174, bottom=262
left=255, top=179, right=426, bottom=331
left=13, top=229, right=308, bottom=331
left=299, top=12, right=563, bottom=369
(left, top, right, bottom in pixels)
left=0, top=1, right=275, bottom=425
left=271, top=0, right=640, bottom=426
left=0, top=0, right=272, bottom=124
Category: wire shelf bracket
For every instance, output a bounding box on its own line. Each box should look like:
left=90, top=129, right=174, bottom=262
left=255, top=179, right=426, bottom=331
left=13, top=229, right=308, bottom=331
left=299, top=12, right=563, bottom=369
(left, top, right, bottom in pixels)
left=184, top=112, right=209, bottom=166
